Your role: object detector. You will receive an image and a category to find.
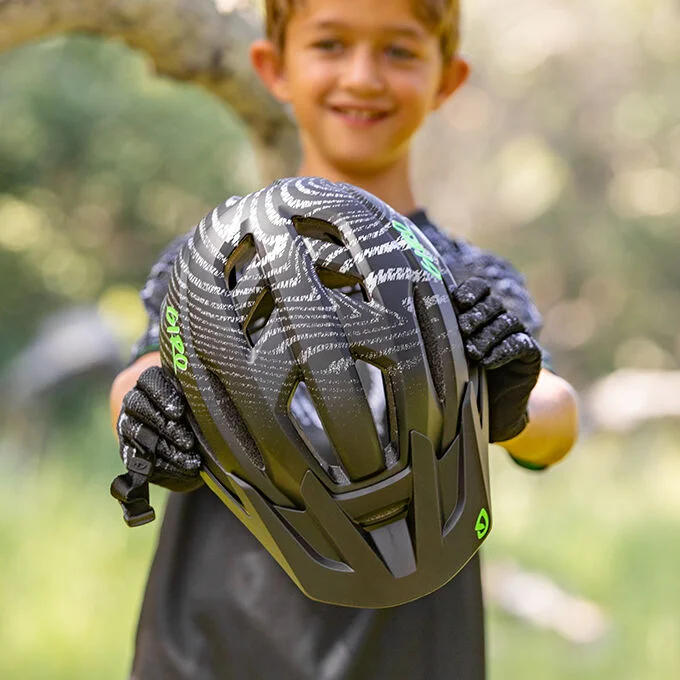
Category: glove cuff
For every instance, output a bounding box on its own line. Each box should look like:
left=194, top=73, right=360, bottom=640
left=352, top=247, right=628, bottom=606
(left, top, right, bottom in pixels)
left=508, top=454, right=548, bottom=472
left=489, top=407, right=529, bottom=443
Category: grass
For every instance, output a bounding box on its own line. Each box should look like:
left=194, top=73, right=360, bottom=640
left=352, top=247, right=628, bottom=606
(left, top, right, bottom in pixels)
left=1, top=395, right=678, bottom=679
left=0, top=398, right=161, bottom=680
left=486, top=424, right=680, bottom=679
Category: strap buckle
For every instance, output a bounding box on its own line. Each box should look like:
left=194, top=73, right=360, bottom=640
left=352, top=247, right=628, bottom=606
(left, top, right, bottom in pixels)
left=110, top=456, right=156, bottom=527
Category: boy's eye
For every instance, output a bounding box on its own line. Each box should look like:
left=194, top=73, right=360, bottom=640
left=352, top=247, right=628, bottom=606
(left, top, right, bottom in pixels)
left=312, top=38, right=345, bottom=53
left=385, top=44, right=417, bottom=60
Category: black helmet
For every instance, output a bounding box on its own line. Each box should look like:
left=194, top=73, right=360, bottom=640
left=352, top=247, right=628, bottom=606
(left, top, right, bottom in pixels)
left=159, top=177, right=491, bottom=608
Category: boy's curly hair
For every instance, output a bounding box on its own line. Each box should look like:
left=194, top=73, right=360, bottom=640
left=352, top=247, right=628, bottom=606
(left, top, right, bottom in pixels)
left=264, top=0, right=461, bottom=62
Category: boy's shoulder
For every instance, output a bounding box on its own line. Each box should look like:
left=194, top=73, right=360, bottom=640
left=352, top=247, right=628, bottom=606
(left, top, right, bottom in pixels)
left=130, top=231, right=193, bottom=361
left=411, top=211, right=521, bottom=282
left=412, top=212, right=543, bottom=336
left=140, top=232, right=192, bottom=310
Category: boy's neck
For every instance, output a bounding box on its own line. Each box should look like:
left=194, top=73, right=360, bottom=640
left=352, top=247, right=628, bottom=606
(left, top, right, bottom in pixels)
left=297, top=154, right=418, bottom=217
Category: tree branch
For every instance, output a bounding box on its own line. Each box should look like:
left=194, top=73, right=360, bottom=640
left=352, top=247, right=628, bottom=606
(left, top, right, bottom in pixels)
left=0, top=0, right=298, bottom=181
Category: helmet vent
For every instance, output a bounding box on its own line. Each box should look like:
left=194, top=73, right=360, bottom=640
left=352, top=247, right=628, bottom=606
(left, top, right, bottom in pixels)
left=355, top=360, right=392, bottom=452
left=291, top=216, right=344, bottom=246
left=291, top=216, right=366, bottom=299
left=289, top=380, right=346, bottom=477
left=316, top=266, right=367, bottom=301
left=413, top=286, right=446, bottom=405
left=225, top=234, right=257, bottom=291
left=244, top=286, right=275, bottom=347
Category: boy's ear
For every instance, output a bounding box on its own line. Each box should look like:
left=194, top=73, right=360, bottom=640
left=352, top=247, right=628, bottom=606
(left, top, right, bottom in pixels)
left=433, top=56, right=470, bottom=111
left=250, top=39, right=290, bottom=103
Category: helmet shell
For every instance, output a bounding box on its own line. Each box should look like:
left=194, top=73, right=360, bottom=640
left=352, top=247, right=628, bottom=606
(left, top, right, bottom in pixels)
left=160, top=177, right=491, bottom=608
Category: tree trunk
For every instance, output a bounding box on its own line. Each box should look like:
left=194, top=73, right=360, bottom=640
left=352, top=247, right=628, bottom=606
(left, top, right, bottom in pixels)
left=0, top=0, right=298, bottom=181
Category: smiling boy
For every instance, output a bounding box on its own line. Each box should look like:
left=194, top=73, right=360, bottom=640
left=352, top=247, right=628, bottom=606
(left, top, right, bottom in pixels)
left=110, top=1, right=579, bottom=678
left=252, top=0, right=467, bottom=214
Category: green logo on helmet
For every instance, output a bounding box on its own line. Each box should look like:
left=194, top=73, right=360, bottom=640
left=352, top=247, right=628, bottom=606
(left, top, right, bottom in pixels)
left=475, top=508, right=490, bottom=540
left=391, top=219, right=442, bottom=279
left=165, top=305, right=188, bottom=373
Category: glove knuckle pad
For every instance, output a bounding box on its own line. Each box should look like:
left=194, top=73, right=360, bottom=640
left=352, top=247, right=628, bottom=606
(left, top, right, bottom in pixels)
left=452, top=277, right=491, bottom=311
left=138, top=366, right=185, bottom=419
left=458, top=298, right=505, bottom=336
left=164, top=420, right=194, bottom=451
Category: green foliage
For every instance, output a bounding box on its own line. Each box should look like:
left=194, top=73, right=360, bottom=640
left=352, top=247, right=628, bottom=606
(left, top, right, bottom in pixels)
left=486, top=425, right=680, bottom=679
left=417, top=0, right=680, bottom=386
left=0, top=397, right=161, bottom=680
left=0, top=35, right=257, bottom=364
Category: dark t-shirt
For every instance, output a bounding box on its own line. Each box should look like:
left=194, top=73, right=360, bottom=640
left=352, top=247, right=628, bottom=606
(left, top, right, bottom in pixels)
left=128, top=211, right=544, bottom=680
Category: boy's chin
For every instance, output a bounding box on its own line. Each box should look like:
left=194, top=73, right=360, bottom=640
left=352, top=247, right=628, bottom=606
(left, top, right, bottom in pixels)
left=322, top=150, right=403, bottom=178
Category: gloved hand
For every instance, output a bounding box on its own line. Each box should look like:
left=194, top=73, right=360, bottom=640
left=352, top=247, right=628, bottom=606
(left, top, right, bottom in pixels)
left=110, top=365, right=203, bottom=527
left=450, top=277, right=542, bottom=443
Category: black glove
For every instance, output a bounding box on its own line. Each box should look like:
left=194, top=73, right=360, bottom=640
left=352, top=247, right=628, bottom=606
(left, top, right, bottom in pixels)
left=450, top=277, right=542, bottom=443
left=111, top=365, right=203, bottom=527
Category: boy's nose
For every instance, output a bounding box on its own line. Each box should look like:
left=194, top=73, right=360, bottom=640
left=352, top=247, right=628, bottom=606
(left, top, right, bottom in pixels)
left=339, top=46, right=386, bottom=96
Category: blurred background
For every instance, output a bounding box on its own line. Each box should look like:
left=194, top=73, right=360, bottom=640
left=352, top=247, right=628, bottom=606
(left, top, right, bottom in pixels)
left=0, top=0, right=678, bottom=678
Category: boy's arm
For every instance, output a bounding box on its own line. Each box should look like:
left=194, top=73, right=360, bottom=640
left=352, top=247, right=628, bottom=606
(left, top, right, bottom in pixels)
left=449, top=276, right=579, bottom=469
left=499, top=368, right=579, bottom=468
left=431, top=236, right=579, bottom=469
left=109, top=230, right=199, bottom=525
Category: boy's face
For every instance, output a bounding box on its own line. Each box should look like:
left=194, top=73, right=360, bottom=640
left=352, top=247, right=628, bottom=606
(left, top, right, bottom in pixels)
left=253, top=0, right=468, bottom=177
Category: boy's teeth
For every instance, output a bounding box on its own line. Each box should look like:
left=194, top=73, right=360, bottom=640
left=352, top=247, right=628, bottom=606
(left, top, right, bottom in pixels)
left=341, top=109, right=381, bottom=120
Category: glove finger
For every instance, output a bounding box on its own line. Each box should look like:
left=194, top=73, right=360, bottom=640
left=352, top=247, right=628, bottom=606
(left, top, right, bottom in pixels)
left=450, top=277, right=491, bottom=312
left=118, top=412, right=160, bottom=457
left=156, top=439, right=202, bottom=476
left=117, top=410, right=141, bottom=442
left=137, top=366, right=185, bottom=420
left=122, top=388, right=166, bottom=432
left=484, top=332, right=542, bottom=371
left=463, top=338, right=483, bottom=363
left=119, top=440, right=139, bottom=467
left=121, top=384, right=194, bottom=451
left=457, top=295, right=505, bottom=337
left=473, top=313, right=526, bottom=363
left=163, top=418, right=195, bottom=452
left=149, top=465, right=205, bottom=493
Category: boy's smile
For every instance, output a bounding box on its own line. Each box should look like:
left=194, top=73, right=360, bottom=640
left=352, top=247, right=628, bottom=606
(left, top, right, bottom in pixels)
left=252, top=0, right=468, bottom=184
left=327, top=104, right=391, bottom=128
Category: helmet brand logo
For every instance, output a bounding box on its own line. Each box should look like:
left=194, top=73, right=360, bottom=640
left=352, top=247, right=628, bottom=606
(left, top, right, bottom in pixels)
left=391, top=219, right=442, bottom=279
left=165, top=305, right=188, bottom=372
left=475, top=508, right=490, bottom=540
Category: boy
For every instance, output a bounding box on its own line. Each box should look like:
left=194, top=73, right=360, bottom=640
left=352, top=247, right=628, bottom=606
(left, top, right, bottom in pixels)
left=111, top=1, right=579, bottom=678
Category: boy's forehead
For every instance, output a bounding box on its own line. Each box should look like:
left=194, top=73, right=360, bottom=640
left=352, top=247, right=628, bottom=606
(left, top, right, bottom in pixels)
left=291, top=0, right=430, bottom=35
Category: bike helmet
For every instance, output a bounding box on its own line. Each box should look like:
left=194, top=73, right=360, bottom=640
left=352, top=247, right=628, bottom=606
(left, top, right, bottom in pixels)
left=159, top=176, right=491, bottom=608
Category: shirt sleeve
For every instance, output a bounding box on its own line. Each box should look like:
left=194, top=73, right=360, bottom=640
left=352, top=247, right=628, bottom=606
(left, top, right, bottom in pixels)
left=453, top=241, right=555, bottom=372
left=429, top=234, right=542, bottom=334
left=129, top=231, right=192, bottom=364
